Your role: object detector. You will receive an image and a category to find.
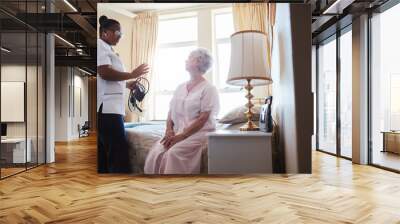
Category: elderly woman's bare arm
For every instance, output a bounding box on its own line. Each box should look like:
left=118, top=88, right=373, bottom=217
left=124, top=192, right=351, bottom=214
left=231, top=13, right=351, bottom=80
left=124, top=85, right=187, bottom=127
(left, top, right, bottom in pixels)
left=163, top=111, right=210, bottom=149
left=160, top=111, right=175, bottom=144
left=166, top=112, right=174, bottom=133
left=180, top=111, right=210, bottom=138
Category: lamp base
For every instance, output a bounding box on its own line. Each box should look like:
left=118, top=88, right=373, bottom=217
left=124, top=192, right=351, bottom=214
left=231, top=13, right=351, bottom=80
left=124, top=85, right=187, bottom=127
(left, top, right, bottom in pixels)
left=240, top=121, right=260, bottom=131
left=239, top=79, right=260, bottom=132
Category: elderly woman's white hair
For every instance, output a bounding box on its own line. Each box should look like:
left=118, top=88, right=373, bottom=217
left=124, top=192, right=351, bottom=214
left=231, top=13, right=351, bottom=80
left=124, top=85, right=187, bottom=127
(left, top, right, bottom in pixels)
left=189, top=48, right=213, bottom=74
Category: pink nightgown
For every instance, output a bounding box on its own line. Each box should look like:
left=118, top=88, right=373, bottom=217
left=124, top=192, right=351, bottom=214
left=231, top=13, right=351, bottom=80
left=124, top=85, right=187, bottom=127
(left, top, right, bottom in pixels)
left=144, top=80, right=220, bottom=174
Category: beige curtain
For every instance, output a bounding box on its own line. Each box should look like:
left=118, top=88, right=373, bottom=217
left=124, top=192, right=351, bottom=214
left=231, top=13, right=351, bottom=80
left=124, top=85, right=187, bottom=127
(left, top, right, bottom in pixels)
left=126, top=12, right=158, bottom=122
left=232, top=3, right=276, bottom=96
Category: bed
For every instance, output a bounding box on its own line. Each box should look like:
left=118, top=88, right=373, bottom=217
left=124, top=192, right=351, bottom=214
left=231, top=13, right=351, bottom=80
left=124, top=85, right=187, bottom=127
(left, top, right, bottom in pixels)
left=125, top=121, right=243, bottom=173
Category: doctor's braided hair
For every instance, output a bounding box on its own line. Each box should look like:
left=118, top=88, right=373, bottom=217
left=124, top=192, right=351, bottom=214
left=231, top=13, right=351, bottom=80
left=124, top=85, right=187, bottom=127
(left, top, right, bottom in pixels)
left=99, top=15, right=120, bottom=35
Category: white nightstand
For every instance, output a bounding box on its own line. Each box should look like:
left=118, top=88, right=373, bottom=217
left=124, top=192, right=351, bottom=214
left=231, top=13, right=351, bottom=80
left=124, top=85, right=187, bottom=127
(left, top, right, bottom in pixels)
left=207, top=130, right=273, bottom=174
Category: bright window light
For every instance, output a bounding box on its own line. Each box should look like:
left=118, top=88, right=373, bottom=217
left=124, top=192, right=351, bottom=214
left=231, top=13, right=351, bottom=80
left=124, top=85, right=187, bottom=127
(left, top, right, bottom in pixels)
left=153, top=16, right=198, bottom=120
left=215, top=13, right=234, bottom=39
left=155, top=46, right=196, bottom=92
left=216, top=42, right=231, bottom=89
left=158, top=17, right=197, bottom=44
left=152, top=8, right=241, bottom=120
left=214, top=11, right=245, bottom=118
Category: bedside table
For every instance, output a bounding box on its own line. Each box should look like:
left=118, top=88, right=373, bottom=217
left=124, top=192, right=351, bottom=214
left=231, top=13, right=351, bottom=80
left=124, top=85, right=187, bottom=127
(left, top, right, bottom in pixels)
left=207, top=130, right=273, bottom=174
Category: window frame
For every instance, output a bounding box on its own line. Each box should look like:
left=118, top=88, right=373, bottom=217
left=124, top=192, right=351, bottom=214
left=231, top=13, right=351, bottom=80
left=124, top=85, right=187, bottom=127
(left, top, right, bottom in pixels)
left=368, top=0, right=400, bottom=173
left=152, top=7, right=244, bottom=121
left=212, top=9, right=242, bottom=94
left=315, top=24, right=353, bottom=161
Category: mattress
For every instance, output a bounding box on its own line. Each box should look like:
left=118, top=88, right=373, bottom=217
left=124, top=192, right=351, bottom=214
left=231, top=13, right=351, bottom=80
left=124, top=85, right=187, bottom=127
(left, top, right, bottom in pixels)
left=125, top=121, right=243, bottom=173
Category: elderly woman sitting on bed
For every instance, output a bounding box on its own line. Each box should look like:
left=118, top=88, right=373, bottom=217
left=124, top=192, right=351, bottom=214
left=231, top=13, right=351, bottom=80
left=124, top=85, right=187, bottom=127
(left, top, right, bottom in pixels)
left=144, top=48, right=220, bottom=174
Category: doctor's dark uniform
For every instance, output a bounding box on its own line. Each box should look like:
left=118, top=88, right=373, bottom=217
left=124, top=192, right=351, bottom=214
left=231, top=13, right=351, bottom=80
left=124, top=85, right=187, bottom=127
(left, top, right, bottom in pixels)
left=97, top=38, right=131, bottom=173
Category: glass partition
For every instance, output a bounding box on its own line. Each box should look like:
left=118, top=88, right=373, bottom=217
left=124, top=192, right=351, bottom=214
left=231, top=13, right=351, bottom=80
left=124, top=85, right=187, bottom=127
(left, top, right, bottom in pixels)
left=370, top=3, right=400, bottom=171
left=316, top=26, right=353, bottom=160
left=1, top=30, right=28, bottom=178
left=317, top=36, right=337, bottom=155
left=339, top=29, right=352, bottom=158
left=0, top=0, right=46, bottom=179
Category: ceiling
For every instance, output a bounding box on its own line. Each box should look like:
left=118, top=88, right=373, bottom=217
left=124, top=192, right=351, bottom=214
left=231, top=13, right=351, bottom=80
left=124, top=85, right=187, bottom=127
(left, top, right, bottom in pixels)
left=98, top=3, right=225, bottom=14
left=0, top=0, right=100, bottom=74
left=1, top=0, right=395, bottom=74
left=0, top=32, right=45, bottom=64
left=310, top=0, right=390, bottom=43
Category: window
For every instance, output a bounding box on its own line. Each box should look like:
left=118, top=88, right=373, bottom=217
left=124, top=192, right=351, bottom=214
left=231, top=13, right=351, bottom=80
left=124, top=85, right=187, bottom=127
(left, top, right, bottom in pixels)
left=152, top=8, right=246, bottom=120
left=213, top=11, right=246, bottom=118
left=0, top=1, right=47, bottom=179
left=370, top=3, right=400, bottom=171
left=339, top=30, right=352, bottom=158
left=158, top=17, right=197, bottom=44
left=316, top=27, right=353, bottom=159
left=317, top=37, right=337, bottom=155
left=153, top=16, right=198, bottom=120
left=390, top=74, right=400, bottom=130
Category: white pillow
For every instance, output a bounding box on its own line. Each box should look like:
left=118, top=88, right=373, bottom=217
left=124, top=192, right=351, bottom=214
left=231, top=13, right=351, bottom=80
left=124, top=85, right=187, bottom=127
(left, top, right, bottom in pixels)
left=219, top=104, right=261, bottom=124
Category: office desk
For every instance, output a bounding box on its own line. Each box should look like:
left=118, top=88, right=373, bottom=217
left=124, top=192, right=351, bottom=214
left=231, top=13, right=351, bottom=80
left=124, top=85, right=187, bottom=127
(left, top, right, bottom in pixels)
left=381, top=131, right=400, bottom=154
left=1, top=138, right=31, bottom=164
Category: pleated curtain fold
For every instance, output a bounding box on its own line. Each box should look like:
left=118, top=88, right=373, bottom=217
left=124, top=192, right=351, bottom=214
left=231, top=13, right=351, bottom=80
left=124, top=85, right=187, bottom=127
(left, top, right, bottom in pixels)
left=126, top=12, right=158, bottom=122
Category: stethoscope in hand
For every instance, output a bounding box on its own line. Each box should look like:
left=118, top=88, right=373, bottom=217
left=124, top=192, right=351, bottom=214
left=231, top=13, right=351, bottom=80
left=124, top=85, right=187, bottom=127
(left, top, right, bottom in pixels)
left=128, top=77, right=149, bottom=113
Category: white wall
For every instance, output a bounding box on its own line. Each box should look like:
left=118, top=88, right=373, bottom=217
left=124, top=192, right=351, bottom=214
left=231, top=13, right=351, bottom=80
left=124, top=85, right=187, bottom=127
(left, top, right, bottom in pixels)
left=72, top=73, right=89, bottom=138
left=55, top=67, right=69, bottom=141
left=55, top=67, right=89, bottom=141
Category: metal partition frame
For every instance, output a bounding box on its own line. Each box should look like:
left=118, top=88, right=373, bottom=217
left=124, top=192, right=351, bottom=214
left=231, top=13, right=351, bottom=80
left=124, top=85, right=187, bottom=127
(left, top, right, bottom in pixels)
left=315, top=24, right=352, bottom=160
left=0, top=0, right=47, bottom=180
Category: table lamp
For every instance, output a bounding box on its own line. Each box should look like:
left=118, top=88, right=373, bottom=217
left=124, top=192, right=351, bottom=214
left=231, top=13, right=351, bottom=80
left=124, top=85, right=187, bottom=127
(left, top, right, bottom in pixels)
left=227, top=30, right=272, bottom=131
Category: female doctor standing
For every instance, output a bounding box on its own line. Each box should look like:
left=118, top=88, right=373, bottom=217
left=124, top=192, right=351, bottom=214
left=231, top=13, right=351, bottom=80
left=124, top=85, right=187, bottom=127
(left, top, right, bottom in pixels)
left=97, top=15, right=149, bottom=173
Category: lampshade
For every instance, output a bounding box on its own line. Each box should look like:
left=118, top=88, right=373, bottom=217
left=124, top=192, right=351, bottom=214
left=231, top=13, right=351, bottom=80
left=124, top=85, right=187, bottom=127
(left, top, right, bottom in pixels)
left=227, top=30, right=272, bottom=86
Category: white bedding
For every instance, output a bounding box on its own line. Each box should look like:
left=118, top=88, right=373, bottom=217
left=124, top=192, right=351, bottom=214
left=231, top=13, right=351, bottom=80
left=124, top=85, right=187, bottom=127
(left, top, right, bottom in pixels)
left=125, top=121, right=243, bottom=173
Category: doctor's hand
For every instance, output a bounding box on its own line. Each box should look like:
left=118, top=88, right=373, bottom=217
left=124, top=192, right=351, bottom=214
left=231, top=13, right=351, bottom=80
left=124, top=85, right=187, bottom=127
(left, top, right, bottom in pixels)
left=131, top=63, right=149, bottom=79
left=126, top=80, right=137, bottom=90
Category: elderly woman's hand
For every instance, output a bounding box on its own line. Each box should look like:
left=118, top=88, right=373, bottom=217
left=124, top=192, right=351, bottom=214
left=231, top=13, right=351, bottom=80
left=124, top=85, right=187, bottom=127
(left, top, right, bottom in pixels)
left=160, top=129, right=175, bottom=145
left=163, top=134, right=186, bottom=150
